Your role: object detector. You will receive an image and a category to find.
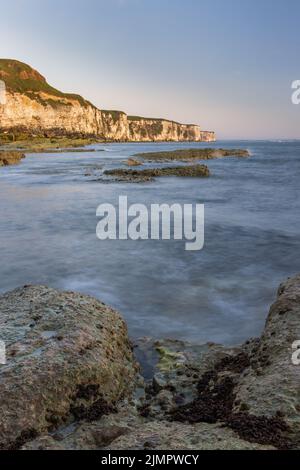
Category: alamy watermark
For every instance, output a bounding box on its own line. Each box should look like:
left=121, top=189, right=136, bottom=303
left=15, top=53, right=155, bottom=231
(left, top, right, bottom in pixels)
left=292, top=340, right=300, bottom=365
left=0, top=341, right=6, bottom=365
left=0, top=79, right=6, bottom=105
left=96, top=196, right=204, bottom=251
left=291, top=80, right=300, bottom=105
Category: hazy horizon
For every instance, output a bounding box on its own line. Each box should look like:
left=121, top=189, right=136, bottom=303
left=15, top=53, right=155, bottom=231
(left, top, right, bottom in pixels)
left=1, top=0, right=299, bottom=139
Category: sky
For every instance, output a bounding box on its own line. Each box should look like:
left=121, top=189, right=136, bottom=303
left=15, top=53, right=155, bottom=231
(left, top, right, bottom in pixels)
left=0, top=0, right=300, bottom=139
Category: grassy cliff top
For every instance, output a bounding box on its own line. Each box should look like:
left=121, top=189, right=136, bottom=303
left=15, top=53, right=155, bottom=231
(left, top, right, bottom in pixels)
left=0, top=59, right=93, bottom=107
left=128, top=115, right=197, bottom=126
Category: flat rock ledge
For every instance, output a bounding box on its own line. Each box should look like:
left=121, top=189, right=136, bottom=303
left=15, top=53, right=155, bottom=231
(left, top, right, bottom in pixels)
left=1, top=275, right=300, bottom=450
left=133, top=148, right=250, bottom=162
left=102, top=164, right=210, bottom=183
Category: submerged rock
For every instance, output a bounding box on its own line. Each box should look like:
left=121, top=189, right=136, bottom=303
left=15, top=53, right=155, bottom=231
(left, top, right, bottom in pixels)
left=133, top=148, right=250, bottom=162
left=124, top=158, right=142, bottom=167
left=0, top=285, right=137, bottom=449
left=103, top=164, right=210, bottom=183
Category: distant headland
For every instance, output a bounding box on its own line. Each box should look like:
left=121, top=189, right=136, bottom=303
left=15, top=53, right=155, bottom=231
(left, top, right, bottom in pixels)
left=0, top=59, right=215, bottom=143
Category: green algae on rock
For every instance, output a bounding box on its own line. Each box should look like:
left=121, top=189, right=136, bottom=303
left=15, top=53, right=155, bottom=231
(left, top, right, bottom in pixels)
left=103, top=164, right=210, bottom=183
left=133, top=148, right=250, bottom=161
left=1, top=274, right=300, bottom=450
left=0, top=134, right=103, bottom=153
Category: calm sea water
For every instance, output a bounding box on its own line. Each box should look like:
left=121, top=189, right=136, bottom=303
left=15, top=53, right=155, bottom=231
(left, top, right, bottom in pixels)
left=0, top=141, right=299, bottom=345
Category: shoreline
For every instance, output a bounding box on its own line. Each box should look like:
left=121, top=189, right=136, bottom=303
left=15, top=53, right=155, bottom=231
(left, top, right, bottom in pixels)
left=0, top=136, right=218, bottom=153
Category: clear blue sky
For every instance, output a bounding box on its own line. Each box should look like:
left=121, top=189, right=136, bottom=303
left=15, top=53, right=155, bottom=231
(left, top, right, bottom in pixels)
left=0, top=0, right=300, bottom=139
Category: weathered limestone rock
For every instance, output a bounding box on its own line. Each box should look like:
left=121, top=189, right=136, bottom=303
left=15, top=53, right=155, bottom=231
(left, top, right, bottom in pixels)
left=0, top=91, right=103, bottom=137
left=22, top=409, right=273, bottom=450
left=0, top=285, right=137, bottom=449
left=128, top=117, right=215, bottom=142
left=106, top=420, right=274, bottom=450
left=2, top=274, right=300, bottom=450
left=233, top=275, right=300, bottom=441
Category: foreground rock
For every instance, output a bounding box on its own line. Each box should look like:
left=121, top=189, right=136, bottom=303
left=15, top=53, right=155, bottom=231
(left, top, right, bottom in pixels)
left=234, top=275, right=300, bottom=445
left=1, top=275, right=300, bottom=450
left=134, top=148, right=250, bottom=161
left=23, top=413, right=273, bottom=450
left=0, top=285, right=137, bottom=449
left=138, top=277, right=300, bottom=449
left=21, top=340, right=273, bottom=451
left=0, top=151, right=25, bottom=166
left=103, top=164, right=210, bottom=183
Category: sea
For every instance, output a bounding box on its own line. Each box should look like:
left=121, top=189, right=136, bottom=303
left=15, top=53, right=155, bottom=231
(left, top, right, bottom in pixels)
left=0, top=140, right=299, bottom=345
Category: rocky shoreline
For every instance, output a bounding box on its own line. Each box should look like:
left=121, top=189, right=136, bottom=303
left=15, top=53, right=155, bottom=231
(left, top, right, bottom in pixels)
left=0, top=275, right=299, bottom=450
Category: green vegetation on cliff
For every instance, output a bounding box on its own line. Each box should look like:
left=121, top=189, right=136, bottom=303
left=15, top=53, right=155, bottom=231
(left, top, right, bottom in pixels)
left=0, top=59, right=215, bottom=141
left=128, top=115, right=181, bottom=125
left=0, top=59, right=92, bottom=108
left=104, top=164, right=210, bottom=182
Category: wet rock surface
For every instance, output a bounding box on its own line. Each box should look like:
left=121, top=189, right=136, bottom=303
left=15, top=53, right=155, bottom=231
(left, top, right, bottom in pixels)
left=102, top=164, right=210, bottom=183
left=1, top=275, right=300, bottom=450
left=133, top=148, right=250, bottom=162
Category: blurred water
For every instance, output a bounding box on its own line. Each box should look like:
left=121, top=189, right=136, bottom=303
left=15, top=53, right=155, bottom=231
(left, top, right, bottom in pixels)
left=0, top=140, right=299, bottom=345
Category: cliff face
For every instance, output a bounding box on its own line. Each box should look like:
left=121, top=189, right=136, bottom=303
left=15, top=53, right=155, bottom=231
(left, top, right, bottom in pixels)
left=0, top=90, right=103, bottom=136
left=0, top=59, right=215, bottom=142
left=128, top=117, right=215, bottom=142
left=101, top=110, right=129, bottom=141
